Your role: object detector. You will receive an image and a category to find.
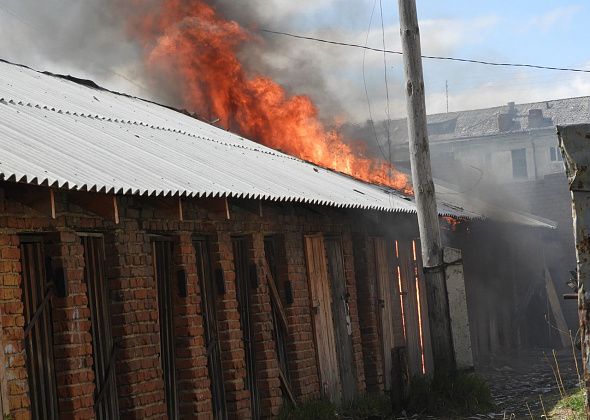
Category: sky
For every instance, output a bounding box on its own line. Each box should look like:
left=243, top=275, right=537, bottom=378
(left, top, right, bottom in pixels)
left=0, top=0, right=588, bottom=123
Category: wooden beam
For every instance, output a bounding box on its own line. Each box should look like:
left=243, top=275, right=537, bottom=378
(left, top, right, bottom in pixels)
left=263, top=262, right=289, bottom=333
left=178, top=198, right=184, bottom=222
left=279, top=368, right=297, bottom=407
left=544, top=267, right=570, bottom=348
left=68, top=191, right=119, bottom=224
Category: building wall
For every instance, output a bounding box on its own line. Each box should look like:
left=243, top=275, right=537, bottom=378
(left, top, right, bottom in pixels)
left=429, top=130, right=564, bottom=185
left=0, top=183, right=426, bottom=419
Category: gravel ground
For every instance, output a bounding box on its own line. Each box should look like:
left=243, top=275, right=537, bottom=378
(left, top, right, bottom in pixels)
left=393, top=348, right=581, bottom=419
left=475, top=349, right=581, bottom=419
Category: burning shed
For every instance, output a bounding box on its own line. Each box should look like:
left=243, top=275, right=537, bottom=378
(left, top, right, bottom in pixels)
left=0, top=59, right=554, bottom=420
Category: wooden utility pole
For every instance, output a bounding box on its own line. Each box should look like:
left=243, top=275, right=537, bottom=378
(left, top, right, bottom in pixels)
left=397, top=0, right=456, bottom=374
left=558, top=123, right=590, bottom=416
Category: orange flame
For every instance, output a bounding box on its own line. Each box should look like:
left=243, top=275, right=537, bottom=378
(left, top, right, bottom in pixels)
left=442, top=216, right=461, bottom=231
left=123, top=0, right=411, bottom=193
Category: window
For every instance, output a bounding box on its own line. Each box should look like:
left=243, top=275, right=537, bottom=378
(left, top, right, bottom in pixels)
left=20, top=237, right=59, bottom=419
left=82, top=235, right=119, bottom=419
left=511, top=149, right=528, bottom=179
left=550, top=147, right=563, bottom=162
left=152, top=238, right=179, bottom=420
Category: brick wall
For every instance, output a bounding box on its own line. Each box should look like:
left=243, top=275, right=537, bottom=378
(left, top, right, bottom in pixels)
left=46, top=232, right=95, bottom=419
left=211, top=231, right=251, bottom=419
left=0, top=184, right=414, bottom=419
left=105, top=221, right=167, bottom=419
left=0, top=233, right=29, bottom=419
left=173, top=233, right=212, bottom=418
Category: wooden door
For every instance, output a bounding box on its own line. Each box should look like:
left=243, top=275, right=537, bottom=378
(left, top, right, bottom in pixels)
left=304, top=235, right=341, bottom=402
left=413, top=241, right=434, bottom=374
left=194, top=238, right=227, bottom=420
left=232, top=237, right=260, bottom=420
left=324, top=237, right=357, bottom=402
left=152, top=239, right=179, bottom=420
left=373, top=237, right=396, bottom=390
left=20, top=237, right=59, bottom=419
left=398, top=240, right=423, bottom=376
left=82, top=235, right=119, bottom=419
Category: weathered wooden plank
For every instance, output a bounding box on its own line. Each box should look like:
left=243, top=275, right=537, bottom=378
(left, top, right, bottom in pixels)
left=399, top=240, right=422, bottom=376
left=304, top=235, right=341, bottom=402
left=263, top=260, right=289, bottom=333
left=414, top=241, right=434, bottom=375
left=544, top=267, right=570, bottom=348
left=374, top=237, right=395, bottom=390
left=325, top=237, right=357, bottom=402
left=279, top=368, right=297, bottom=407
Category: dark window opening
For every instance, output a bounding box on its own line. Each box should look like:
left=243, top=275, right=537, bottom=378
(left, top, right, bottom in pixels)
left=194, top=238, right=227, bottom=420
left=82, top=235, right=119, bottom=419
left=511, top=148, right=528, bottom=179
left=152, top=238, right=179, bottom=420
left=20, top=237, right=59, bottom=420
left=232, top=237, right=260, bottom=419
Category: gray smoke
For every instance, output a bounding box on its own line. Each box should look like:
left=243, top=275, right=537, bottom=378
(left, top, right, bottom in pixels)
left=0, top=0, right=405, bottom=133
left=0, top=0, right=153, bottom=98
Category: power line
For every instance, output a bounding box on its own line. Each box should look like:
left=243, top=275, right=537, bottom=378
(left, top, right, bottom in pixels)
left=378, top=0, right=393, bottom=169
left=362, top=0, right=388, bottom=164
left=261, top=29, right=590, bottom=74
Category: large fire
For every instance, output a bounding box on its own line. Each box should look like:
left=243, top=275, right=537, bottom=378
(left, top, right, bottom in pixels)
left=122, top=0, right=411, bottom=193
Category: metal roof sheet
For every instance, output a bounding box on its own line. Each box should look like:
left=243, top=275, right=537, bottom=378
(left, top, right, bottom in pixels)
left=0, top=60, right=432, bottom=214
left=0, top=59, right=560, bottom=229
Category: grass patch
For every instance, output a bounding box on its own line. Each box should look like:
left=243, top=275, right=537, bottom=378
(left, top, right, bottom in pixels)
left=278, top=394, right=392, bottom=420
left=550, top=388, right=586, bottom=420
left=403, top=371, right=495, bottom=417
left=340, top=394, right=393, bottom=419
left=277, top=399, right=337, bottom=420
left=278, top=373, right=493, bottom=419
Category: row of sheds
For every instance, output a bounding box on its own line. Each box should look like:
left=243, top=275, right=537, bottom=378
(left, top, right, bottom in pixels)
left=0, top=59, right=553, bottom=228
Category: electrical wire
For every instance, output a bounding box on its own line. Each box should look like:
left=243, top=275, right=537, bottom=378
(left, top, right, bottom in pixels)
left=378, top=0, right=393, bottom=168
left=261, top=29, right=590, bottom=74
left=362, top=0, right=388, bottom=164
left=379, top=0, right=395, bottom=201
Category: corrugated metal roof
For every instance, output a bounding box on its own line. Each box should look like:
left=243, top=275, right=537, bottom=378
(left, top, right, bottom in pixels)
left=0, top=59, right=559, bottom=229
left=365, top=96, right=590, bottom=146
left=0, top=60, right=432, bottom=214
left=435, top=183, right=557, bottom=229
